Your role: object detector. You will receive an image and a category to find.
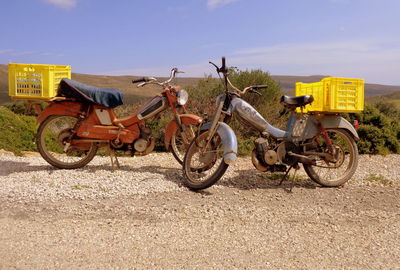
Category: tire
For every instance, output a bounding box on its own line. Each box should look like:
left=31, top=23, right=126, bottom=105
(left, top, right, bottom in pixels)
left=183, top=130, right=229, bottom=190
left=36, top=115, right=98, bottom=169
left=303, top=128, right=358, bottom=187
left=170, top=124, right=196, bottom=165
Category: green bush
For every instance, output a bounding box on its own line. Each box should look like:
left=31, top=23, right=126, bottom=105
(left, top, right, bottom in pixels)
left=345, top=103, right=400, bottom=154
left=186, top=68, right=285, bottom=139
left=3, top=100, right=48, bottom=116
left=0, top=106, right=37, bottom=155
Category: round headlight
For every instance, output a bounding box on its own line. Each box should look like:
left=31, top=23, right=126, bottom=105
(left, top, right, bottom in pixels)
left=177, top=89, right=189, bottom=105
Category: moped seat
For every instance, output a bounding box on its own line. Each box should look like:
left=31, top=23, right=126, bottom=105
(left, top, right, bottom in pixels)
left=280, top=95, right=314, bottom=108
left=57, top=78, right=124, bottom=108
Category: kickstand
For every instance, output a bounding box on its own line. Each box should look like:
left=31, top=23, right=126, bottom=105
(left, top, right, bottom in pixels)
left=279, top=164, right=299, bottom=192
left=108, top=144, right=120, bottom=171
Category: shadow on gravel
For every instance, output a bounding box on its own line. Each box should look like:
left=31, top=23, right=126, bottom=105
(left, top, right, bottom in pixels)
left=0, top=160, right=318, bottom=193
left=218, top=169, right=318, bottom=192
left=0, top=161, right=58, bottom=176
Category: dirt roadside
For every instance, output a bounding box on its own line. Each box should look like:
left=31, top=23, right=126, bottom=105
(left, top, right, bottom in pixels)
left=0, top=153, right=399, bottom=269
left=1, top=184, right=400, bottom=269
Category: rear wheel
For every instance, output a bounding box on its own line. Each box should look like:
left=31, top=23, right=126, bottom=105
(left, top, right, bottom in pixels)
left=37, top=115, right=98, bottom=169
left=303, top=128, right=358, bottom=187
left=183, top=131, right=228, bottom=190
left=170, top=124, right=196, bottom=164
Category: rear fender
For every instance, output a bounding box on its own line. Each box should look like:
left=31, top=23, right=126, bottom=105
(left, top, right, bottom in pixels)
left=318, top=115, right=359, bottom=140
left=37, top=102, right=83, bottom=124
left=164, top=114, right=202, bottom=150
left=303, top=115, right=359, bottom=140
left=201, top=122, right=238, bottom=165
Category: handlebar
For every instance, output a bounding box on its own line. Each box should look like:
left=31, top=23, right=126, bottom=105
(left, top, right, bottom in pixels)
left=210, top=57, right=268, bottom=96
left=132, top=68, right=184, bottom=87
left=132, top=77, right=150, bottom=84
left=209, top=56, right=228, bottom=74
left=251, top=85, right=268, bottom=90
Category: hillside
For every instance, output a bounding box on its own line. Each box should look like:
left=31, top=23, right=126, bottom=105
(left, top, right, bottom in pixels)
left=2, top=64, right=400, bottom=104
left=367, top=90, right=400, bottom=108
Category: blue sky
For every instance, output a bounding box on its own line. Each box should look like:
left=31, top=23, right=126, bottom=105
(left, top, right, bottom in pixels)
left=1, top=0, right=399, bottom=85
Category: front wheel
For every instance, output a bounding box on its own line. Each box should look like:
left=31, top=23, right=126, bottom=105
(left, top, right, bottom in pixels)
left=183, top=130, right=228, bottom=190
left=170, top=124, right=196, bottom=164
left=303, top=128, right=358, bottom=187
left=37, top=115, right=98, bottom=169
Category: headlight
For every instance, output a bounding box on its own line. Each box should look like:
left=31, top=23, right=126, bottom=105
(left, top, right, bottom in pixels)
left=177, top=89, right=189, bottom=105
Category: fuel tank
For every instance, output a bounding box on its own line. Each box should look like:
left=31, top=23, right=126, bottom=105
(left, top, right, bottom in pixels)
left=137, top=96, right=168, bottom=120
left=230, top=98, right=286, bottom=138
left=230, top=98, right=269, bottom=132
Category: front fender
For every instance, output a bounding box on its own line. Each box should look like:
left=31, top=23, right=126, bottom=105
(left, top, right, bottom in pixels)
left=164, top=114, right=202, bottom=150
left=201, top=122, right=238, bottom=165
left=37, top=102, right=83, bottom=124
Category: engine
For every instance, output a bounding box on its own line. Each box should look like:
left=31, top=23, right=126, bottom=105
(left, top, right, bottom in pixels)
left=133, top=125, right=155, bottom=156
left=251, top=137, right=286, bottom=172
left=109, top=125, right=155, bottom=156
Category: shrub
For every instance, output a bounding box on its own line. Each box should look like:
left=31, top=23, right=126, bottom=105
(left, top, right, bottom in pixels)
left=0, top=106, right=37, bottom=155
left=186, top=68, right=285, bottom=140
left=4, top=100, right=48, bottom=116
left=373, top=100, right=400, bottom=119
left=345, top=103, right=400, bottom=154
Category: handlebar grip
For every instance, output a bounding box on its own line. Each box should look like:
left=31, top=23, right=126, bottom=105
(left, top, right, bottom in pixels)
left=253, top=85, right=268, bottom=89
left=132, top=77, right=147, bottom=84
left=220, top=57, right=227, bottom=73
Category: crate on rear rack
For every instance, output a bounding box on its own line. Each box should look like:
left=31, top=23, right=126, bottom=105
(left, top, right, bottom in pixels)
left=295, top=77, right=364, bottom=113
left=8, top=63, right=71, bottom=100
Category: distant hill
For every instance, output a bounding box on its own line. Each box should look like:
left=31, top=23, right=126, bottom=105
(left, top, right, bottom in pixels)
left=2, top=64, right=400, bottom=105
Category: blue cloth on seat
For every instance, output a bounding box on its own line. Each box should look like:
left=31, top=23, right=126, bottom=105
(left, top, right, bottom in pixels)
left=57, top=78, right=124, bottom=108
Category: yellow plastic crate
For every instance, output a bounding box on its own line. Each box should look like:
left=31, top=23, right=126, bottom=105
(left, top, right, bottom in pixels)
left=8, top=63, right=71, bottom=100
left=295, top=77, right=364, bottom=113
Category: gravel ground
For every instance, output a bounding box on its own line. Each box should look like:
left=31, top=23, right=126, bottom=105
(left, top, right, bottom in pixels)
left=0, top=151, right=399, bottom=269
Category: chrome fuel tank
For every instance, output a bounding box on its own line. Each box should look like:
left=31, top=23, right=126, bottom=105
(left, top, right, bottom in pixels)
left=230, top=97, right=286, bottom=138
left=137, top=96, right=168, bottom=120
left=230, top=98, right=269, bottom=132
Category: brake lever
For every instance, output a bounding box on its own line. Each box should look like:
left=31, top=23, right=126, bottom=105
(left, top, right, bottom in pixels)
left=209, top=61, right=219, bottom=71
left=249, top=88, right=262, bottom=96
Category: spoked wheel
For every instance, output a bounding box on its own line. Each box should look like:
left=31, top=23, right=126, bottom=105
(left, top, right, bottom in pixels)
left=303, top=128, right=358, bottom=187
left=36, top=115, right=98, bottom=169
left=183, top=130, right=228, bottom=190
left=170, top=124, right=197, bottom=164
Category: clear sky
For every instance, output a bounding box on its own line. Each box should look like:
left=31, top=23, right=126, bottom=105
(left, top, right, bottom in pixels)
left=1, top=0, right=399, bottom=85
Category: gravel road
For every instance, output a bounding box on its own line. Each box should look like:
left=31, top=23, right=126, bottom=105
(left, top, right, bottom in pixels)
left=0, top=151, right=399, bottom=269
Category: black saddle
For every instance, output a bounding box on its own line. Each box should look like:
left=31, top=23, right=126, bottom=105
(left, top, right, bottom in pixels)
left=280, top=95, right=314, bottom=108
left=57, top=78, right=124, bottom=108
